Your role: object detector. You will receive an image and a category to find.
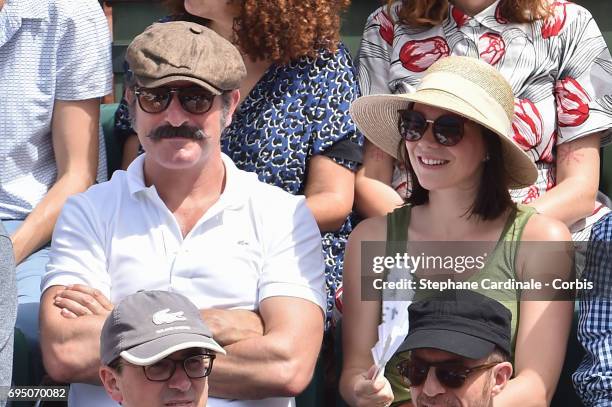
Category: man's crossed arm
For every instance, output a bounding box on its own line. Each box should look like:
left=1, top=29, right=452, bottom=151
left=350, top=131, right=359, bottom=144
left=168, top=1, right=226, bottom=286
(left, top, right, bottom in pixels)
left=40, top=284, right=323, bottom=399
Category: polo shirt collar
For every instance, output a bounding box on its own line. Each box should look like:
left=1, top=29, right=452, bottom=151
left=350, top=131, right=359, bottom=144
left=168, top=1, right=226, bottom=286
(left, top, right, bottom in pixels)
left=126, top=153, right=249, bottom=210
left=126, top=154, right=148, bottom=195
left=217, top=153, right=250, bottom=211
left=448, top=0, right=504, bottom=33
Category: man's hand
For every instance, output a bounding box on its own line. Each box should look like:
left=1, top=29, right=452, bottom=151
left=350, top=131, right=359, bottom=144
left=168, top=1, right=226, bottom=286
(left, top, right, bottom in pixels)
left=40, top=285, right=108, bottom=384
left=200, top=308, right=264, bottom=346
left=53, top=284, right=113, bottom=319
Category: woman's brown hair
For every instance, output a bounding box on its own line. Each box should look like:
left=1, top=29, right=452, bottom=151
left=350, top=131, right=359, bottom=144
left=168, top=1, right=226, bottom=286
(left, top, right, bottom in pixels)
left=398, top=126, right=515, bottom=220
left=389, top=0, right=553, bottom=27
left=164, top=0, right=350, bottom=64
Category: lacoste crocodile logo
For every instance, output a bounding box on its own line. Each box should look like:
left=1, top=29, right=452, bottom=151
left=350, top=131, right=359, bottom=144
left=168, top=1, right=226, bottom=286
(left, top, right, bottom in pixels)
left=152, top=308, right=187, bottom=325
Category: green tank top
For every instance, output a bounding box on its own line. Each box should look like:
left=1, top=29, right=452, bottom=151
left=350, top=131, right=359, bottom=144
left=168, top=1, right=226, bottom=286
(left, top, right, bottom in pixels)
left=382, top=204, right=535, bottom=404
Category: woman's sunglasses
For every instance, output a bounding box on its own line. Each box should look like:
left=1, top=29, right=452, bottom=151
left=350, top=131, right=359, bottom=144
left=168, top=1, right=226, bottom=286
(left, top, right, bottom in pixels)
left=397, top=357, right=499, bottom=388
left=134, top=86, right=217, bottom=115
left=397, top=109, right=466, bottom=146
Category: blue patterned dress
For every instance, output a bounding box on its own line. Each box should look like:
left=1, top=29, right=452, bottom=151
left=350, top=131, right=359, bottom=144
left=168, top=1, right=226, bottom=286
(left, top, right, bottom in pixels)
left=114, top=41, right=363, bottom=327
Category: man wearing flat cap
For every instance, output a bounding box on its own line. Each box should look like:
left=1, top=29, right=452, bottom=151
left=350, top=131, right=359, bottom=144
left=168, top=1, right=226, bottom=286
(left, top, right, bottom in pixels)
left=99, top=290, right=225, bottom=407
left=40, top=22, right=325, bottom=407
left=395, top=291, right=514, bottom=407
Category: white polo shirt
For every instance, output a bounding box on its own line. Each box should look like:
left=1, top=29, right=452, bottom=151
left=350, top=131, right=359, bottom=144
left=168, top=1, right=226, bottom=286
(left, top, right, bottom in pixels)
left=42, top=153, right=326, bottom=407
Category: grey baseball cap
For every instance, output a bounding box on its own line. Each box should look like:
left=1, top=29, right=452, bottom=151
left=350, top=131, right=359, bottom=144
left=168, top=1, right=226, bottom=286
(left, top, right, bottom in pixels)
left=126, top=21, right=246, bottom=95
left=100, top=290, right=225, bottom=366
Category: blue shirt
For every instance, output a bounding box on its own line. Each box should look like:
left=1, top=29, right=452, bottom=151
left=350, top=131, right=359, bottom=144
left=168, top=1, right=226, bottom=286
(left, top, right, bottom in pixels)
left=0, top=0, right=112, bottom=219
left=574, top=212, right=612, bottom=406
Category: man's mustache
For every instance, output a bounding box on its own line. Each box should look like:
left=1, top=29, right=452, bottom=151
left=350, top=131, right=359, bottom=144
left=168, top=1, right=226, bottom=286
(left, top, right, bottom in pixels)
left=147, top=124, right=207, bottom=141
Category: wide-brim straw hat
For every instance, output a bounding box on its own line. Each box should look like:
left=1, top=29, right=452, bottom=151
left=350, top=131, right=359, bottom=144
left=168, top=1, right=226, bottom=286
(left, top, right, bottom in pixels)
left=350, top=56, right=537, bottom=189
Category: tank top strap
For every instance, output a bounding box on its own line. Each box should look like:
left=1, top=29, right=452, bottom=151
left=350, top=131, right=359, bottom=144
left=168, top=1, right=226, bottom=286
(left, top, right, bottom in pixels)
left=502, top=204, right=537, bottom=242
left=380, top=205, right=412, bottom=323
left=386, top=205, right=411, bottom=242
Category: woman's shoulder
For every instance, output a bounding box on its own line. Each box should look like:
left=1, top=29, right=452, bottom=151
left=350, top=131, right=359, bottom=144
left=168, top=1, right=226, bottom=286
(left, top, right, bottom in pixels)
left=262, top=43, right=358, bottom=108
left=537, top=1, right=597, bottom=38
left=351, top=214, right=389, bottom=242
left=285, top=42, right=357, bottom=76
left=364, top=1, right=403, bottom=26
left=351, top=205, right=412, bottom=241
left=521, top=211, right=572, bottom=242
left=544, top=0, right=595, bottom=22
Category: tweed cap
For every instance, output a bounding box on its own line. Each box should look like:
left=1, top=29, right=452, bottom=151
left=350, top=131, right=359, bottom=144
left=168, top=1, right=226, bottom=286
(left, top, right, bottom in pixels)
left=350, top=56, right=537, bottom=188
left=126, top=21, right=246, bottom=95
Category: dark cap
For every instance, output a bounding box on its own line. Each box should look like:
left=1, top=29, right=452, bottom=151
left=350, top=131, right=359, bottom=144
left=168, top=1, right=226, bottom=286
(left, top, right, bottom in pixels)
left=397, top=290, right=512, bottom=359
left=100, top=290, right=225, bottom=366
left=126, top=21, right=246, bottom=95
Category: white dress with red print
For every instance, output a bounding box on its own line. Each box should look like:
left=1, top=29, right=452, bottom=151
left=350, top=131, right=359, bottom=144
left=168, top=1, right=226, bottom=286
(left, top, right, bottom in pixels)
left=358, top=0, right=612, bottom=235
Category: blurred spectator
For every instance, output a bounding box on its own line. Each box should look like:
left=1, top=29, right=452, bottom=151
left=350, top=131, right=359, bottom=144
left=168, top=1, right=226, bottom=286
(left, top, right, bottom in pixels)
left=99, top=290, right=225, bottom=407
left=0, top=0, right=111, bottom=361
left=574, top=212, right=612, bottom=406
left=39, top=22, right=325, bottom=407
left=396, top=291, right=514, bottom=407
left=114, top=0, right=362, bottom=326
left=0, top=222, right=16, bottom=407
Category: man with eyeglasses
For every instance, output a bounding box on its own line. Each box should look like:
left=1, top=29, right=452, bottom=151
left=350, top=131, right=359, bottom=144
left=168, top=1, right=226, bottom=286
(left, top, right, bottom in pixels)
left=99, top=290, right=224, bottom=407
left=40, top=21, right=325, bottom=407
left=395, top=291, right=513, bottom=407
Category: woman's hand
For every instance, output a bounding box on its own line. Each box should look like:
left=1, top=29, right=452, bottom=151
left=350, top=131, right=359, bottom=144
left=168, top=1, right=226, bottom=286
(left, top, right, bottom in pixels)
left=353, top=364, right=394, bottom=407
left=339, top=218, right=394, bottom=406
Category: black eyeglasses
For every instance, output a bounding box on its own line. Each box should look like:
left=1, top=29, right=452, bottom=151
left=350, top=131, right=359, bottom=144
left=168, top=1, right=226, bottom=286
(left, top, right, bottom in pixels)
left=397, top=357, right=499, bottom=388
left=142, top=354, right=215, bottom=382
left=134, top=86, right=217, bottom=115
left=398, top=109, right=466, bottom=146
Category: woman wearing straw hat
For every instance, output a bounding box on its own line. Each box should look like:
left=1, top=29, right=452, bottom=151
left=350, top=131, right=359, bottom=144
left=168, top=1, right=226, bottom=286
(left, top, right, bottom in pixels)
left=340, top=56, right=573, bottom=406
left=354, top=0, right=612, bottom=247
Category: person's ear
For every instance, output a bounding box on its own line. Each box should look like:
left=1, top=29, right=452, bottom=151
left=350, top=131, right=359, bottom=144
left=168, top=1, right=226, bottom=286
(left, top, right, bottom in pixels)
left=229, top=88, right=240, bottom=108
left=99, top=366, right=125, bottom=404
left=222, top=89, right=241, bottom=128
left=125, top=87, right=135, bottom=105
left=490, top=361, right=513, bottom=397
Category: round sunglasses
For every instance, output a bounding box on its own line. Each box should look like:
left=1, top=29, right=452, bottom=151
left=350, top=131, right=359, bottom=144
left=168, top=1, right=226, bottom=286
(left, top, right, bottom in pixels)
left=134, top=86, right=217, bottom=115
left=397, top=357, right=499, bottom=388
left=398, top=109, right=466, bottom=146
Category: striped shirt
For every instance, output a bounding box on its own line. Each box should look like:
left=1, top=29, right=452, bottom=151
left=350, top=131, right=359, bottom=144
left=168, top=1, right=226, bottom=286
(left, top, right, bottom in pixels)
left=0, top=0, right=112, bottom=219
